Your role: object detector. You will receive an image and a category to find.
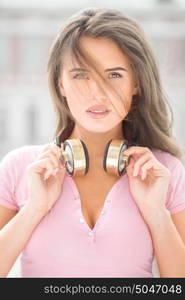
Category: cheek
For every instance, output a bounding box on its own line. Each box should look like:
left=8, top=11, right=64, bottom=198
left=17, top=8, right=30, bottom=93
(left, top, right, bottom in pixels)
left=119, top=83, right=134, bottom=110
left=119, top=78, right=134, bottom=96
left=64, top=80, right=88, bottom=104
left=109, top=90, right=132, bottom=115
left=65, top=97, right=79, bottom=114
left=64, top=92, right=85, bottom=118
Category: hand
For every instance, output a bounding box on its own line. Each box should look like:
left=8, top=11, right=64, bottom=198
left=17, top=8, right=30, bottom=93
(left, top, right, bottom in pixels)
left=26, top=143, right=66, bottom=214
left=124, top=146, right=171, bottom=220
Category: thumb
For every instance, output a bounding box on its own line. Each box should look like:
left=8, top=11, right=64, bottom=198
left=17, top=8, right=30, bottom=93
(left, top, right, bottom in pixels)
left=126, top=157, right=134, bottom=177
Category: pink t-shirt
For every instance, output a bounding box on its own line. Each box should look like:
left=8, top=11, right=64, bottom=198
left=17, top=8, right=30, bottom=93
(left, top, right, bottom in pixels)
left=0, top=144, right=185, bottom=278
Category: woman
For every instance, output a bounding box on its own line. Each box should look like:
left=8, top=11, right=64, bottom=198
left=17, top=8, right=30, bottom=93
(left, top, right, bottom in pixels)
left=0, top=8, right=185, bottom=278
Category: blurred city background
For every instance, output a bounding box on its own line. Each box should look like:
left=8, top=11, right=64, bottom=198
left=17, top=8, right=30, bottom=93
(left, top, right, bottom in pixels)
left=0, top=0, right=185, bottom=277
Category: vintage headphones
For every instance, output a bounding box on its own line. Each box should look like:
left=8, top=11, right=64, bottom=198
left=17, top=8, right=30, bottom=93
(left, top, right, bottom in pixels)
left=54, top=136, right=130, bottom=177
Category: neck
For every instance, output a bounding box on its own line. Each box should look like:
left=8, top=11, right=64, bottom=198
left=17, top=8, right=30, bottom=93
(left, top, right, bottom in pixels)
left=68, top=123, right=124, bottom=171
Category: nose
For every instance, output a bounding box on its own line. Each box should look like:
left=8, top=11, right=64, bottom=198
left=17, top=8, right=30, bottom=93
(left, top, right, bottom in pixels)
left=88, top=79, right=107, bottom=101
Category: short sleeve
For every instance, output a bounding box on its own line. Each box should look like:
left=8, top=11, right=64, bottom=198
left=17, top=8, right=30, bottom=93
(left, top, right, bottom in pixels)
left=0, top=144, right=49, bottom=211
left=165, top=156, right=185, bottom=214
left=0, top=149, right=20, bottom=211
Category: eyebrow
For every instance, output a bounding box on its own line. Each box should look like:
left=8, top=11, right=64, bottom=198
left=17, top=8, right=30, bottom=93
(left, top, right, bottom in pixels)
left=69, top=67, right=127, bottom=72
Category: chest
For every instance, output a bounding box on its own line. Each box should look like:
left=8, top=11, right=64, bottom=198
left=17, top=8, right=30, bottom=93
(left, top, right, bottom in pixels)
left=73, top=174, right=119, bottom=229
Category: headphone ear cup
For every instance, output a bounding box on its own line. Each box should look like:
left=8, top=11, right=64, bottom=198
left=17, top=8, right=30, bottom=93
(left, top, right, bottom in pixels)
left=80, top=140, right=89, bottom=175
left=103, top=140, right=112, bottom=173
left=54, top=136, right=61, bottom=147
left=103, top=139, right=128, bottom=176
left=63, top=139, right=89, bottom=177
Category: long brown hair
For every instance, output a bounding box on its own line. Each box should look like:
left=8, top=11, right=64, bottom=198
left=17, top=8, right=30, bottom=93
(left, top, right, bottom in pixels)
left=47, top=7, right=183, bottom=159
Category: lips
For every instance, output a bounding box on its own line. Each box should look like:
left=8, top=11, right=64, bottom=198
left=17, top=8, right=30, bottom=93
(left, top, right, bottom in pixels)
left=86, top=105, right=110, bottom=113
left=86, top=110, right=110, bottom=119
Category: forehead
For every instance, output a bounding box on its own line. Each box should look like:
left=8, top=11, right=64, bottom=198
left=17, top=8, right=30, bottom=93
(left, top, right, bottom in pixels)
left=62, top=36, right=132, bottom=70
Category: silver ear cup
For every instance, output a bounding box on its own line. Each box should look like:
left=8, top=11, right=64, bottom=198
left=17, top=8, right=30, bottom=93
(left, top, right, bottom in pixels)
left=62, top=139, right=89, bottom=177
left=103, top=139, right=129, bottom=176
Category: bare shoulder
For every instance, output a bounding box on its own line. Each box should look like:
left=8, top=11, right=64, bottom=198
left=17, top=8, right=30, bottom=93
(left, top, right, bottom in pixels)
left=0, top=205, right=18, bottom=230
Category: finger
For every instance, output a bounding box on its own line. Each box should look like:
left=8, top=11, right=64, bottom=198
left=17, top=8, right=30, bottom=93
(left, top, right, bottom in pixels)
left=44, top=162, right=66, bottom=181
left=44, top=167, right=59, bottom=180
left=43, top=151, right=66, bottom=179
left=45, top=159, right=56, bottom=171
left=38, top=143, right=65, bottom=169
left=126, top=157, right=135, bottom=177
left=46, top=144, right=62, bottom=156
left=40, top=142, right=64, bottom=160
left=36, top=144, right=51, bottom=157
left=124, top=146, right=151, bottom=157
left=41, top=143, right=62, bottom=153
left=140, top=160, right=154, bottom=180
left=142, top=158, right=170, bottom=180
left=49, top=144, right=65, bottom=164
left=43, top=161, right=59, bottom=180
left=133, top=152, right=153, bottom=177
left=36, top=158, right=57, bottom=179
left=38, top=151, right=61, bottom=169
left=28, top=157, right=55, bottom=172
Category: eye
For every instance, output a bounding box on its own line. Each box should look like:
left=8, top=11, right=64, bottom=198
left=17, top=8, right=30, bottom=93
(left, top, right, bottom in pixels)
left=108, top=72, right=122, bottom=79
left=73, top=73, right=89, bottom=79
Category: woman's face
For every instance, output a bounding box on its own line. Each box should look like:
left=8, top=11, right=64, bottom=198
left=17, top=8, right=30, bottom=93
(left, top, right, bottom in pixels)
left=59, top=36, right=137, bottom=134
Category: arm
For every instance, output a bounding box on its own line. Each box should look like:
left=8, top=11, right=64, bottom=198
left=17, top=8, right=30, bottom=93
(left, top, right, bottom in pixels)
left=146, top=209, right=185, bottom=278
left=0, top=203, right=45, bottom=277
left=0, top=205, right=18, bottom=229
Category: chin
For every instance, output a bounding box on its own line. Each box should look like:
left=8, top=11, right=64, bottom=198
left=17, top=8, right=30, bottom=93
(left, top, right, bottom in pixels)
left=81, top=125, right=117, bottom=134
